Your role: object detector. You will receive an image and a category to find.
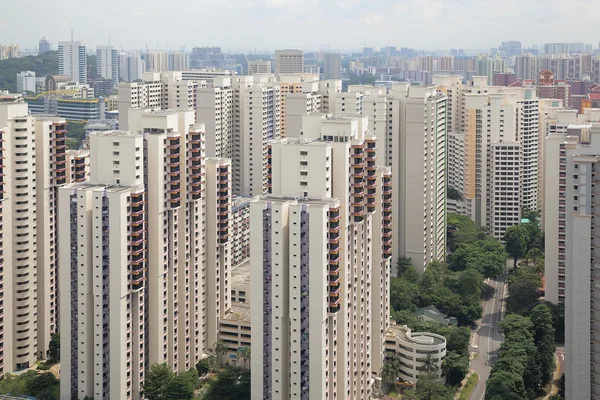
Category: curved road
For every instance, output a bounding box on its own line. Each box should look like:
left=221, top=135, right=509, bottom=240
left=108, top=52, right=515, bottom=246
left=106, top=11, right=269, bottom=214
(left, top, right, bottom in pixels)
left=469, top=274, right=507, bottom=400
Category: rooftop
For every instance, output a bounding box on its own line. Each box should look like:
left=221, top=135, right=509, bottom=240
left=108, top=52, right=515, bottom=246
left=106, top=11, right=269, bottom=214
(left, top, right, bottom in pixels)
left=231, top=259, right=251, bottom=291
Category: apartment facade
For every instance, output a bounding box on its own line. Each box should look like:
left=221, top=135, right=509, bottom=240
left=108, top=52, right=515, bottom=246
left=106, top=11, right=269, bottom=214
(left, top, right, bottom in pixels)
left=252, top=115, right=392, bottom=400
left=552, top=126, right=600, bottom=399
left=97, top=46, right=119, bottom=85
left=544, top=108, right=600, bottom=304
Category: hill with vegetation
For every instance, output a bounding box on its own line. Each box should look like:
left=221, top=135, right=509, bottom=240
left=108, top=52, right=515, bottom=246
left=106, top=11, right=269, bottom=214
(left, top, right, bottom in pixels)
left=0, top=51, right=59, bottom=92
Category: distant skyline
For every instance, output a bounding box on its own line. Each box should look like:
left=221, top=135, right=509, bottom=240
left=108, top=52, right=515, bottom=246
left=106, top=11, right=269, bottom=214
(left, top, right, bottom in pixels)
left=2, top=0, right=599, bottom=52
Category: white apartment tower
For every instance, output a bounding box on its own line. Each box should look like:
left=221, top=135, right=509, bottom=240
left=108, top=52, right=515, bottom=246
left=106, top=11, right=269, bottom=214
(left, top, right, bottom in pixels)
left=59, top=131, right=147, bottom=400
left=544, top=108, right=600, bottom=305
left=347, top=83, right=446, bottom=270
left=58, top=40, right=87, bottom=83
left=97, top=45, right=119, bottom=85
left=197, top=77, right=234, bottom=158
left=205, top=158, right=233, bottom=347
left=543, top=126, right=600, bottom=399
left=232, top=76, right=281, bottom=196
left=146, top=51, right=168, bottom=73
left=252, top=115, right=392, bottom=400
left=60, top=110, right=231, bottom=398
left=119, top=53, right=144, bottom=83
left=275, top=49, right=304, bottom=75
left=0, top=96, right=72, bottom=373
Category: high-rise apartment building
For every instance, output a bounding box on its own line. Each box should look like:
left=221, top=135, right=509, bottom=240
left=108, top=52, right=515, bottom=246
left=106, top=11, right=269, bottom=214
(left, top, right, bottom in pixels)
left=39, top=37, right=52, bottom=54
left=248, top=60, right=271, bottom=74
left=168, top=51, right=190, bottom=71
left=58, top=40, right=87, bottom=83
left=0, top=95, right=71, bottom=373
left=60, top=109, right=230, bottom=399
left=199, top=75, right=281, bottom=196
left=252, top=115, right=392, bottom=400
left=434, top=76, right=540, bottom=239
left=118, top=52, right=145, bottom=82
left=323, top=53, right=342, bottom=79
left=59, top=131, right=147, bottom=400
left=355, top=83, right=446, bottom=270
left=197, top=77, right=234, bottom=158
left=0, top=44, right=20, bottom=60
left=96, top=45, right=119, bottom=85
left=541, top=125, right=600, bottom=399
left=118, top=71, right=204, bottom=130
left=146, top=51, right=168, bottom=73
left=274, top=49, right=304, bottom=75
left=544, top=108, right=600, bottom=304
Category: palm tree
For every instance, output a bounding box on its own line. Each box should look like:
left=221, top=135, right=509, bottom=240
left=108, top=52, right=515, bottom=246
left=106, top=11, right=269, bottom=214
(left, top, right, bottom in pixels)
left=418, top=354, right=438, bottom=375
left=237, top=346, right=251, bottom=369
left=214, top=341, right=229, bottom=368
left=381, top=357, right=399, bottom=394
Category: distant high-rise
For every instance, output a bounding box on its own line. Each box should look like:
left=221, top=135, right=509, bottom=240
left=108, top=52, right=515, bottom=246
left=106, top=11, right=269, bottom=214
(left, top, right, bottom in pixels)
left=323, top=53, right=342, bottom=79
left=96, top=45, right=118, bottom=85
left=145, top=51, right=168, bottom=72
left=168, top=51, right=190, bottom=71
left=247, top=59, right=271, bottom=74
left=17, top=71, right=36, bottom=93
left=498, top=41, right=522, bottom=56
left=58, top=40, right=87, bottom=83
left=0, top=44, right=19, bottom=60
left=39, top=37, right=51, bottom=54
left=274, top=49, right=304, bottom=75
left=118, top=52, right=144, bottom=82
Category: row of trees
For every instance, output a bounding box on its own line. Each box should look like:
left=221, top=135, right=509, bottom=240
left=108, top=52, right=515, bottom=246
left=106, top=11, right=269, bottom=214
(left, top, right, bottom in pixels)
left=485, top=305, right=556, bottom=399
left=504, top=210, right=544, bottom=268
left=392, top=260, right=483, bottom=328
left=142, top=341, right=251, bottom=400
left=0, top=370, right=59, bottom=399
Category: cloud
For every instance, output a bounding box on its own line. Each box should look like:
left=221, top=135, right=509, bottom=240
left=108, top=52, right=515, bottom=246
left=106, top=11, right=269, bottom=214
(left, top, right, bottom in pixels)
left=133, top=11, right=144, bottom=16
left=264, top=0, right=286, bottom=8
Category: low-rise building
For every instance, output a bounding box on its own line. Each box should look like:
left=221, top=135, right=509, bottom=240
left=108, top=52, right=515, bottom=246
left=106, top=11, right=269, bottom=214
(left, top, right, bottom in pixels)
left=385, top=324, right=447, bottom=384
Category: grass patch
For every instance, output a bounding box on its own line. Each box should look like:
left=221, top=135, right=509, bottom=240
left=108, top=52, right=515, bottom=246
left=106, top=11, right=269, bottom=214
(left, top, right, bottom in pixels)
left=459, top=372, right=479, bottom=400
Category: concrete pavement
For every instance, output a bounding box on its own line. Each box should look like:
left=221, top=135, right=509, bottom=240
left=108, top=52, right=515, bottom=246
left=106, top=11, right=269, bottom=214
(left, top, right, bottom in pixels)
left=468, top=275, right=507, bottom=400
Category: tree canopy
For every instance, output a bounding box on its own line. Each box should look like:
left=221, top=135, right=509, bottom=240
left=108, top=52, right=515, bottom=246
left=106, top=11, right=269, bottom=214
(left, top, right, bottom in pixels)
left=143, top=363, right=198, bottom=400
left=0, top=51, right=58, bottom=92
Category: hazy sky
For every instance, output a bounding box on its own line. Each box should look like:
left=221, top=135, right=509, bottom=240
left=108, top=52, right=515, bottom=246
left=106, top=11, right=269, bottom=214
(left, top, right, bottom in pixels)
left=2, top=0, right=598, bottom=52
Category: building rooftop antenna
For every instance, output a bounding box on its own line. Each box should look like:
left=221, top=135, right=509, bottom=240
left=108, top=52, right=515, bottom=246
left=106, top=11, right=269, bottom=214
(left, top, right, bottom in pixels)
left=71, top=29, right=74, bottom=41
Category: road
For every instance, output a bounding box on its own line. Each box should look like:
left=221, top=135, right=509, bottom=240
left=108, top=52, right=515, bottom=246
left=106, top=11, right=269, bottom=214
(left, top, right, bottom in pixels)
left=469, top=274, right=507, bottom=400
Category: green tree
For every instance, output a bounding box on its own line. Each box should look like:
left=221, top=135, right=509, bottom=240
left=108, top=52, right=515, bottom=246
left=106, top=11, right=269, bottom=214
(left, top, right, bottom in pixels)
left=530, top=304, right=556, bottom=385
left=237, top=346, right=251, bottom=369
left=447, top=213, right=486, bottom=252
left=418, top=354, right=438, bottom=375
left=397, top=256, right=413, bottom=276
left=381, top=357, right=399, bottom=393
left=504, top=225, right=529, bottom=268
left=390, top=276, right=419, bottom=312
left=447, top=186, right=463, bottom=201
left=485, top=371, right=527, bottom=399
left=506, top=268, right=541, bottom=315
left=214, top=341, right=229, bottom=367
left=196, top=357, right=211, bottom=377
left=442, top=351, right=469, bottom=386
left=449, top=239, right=507, bottom=278
left=66, top=137, right=78, bottom=150
left=48, top=332, right=60, bottom=362
left=0, top=51, right=58, bottom=92
left=166, top=369, right=198, bottom=400
left=143, top=363, right=173, bottom=400
left=203, top=366, right=250, bottom=400
left=415, top=374, right=453, bottom=400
